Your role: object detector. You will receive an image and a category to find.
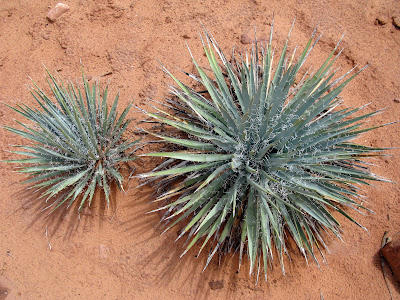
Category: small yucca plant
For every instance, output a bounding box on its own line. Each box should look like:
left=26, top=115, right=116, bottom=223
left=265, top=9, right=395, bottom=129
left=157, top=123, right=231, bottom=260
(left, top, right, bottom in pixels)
left=139, top=23, right=392, bottom=281
left=5, top=70, right=138, bottom=212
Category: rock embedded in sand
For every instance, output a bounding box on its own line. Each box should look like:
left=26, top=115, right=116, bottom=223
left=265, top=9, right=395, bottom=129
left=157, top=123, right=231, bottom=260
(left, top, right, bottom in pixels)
left=375, top=15, right=388, bottom=25
left=99, top=244, right=110, bottom=259
left=47, top=3, right=70, bottom=22
left=81, top=207, right=93, bottom=216
left=241, top=33, right=252, bottom=44
left=381, top=236, right=400, bottom=281
left=393, top=98, right=400, bottom=103
left=393, top=16, right=400, bottom=29
left=209, top=280, right=224, bottom=290
left=21, top=198, right=33, bottom=210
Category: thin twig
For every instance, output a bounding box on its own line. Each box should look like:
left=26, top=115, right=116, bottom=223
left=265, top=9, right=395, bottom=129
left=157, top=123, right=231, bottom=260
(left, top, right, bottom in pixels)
left=45, top=226, right=52, bottom=251
left=5, top=251, right=15, bottom=258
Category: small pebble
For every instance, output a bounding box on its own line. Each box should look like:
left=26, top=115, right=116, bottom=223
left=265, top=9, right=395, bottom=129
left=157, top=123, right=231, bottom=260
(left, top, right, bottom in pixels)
left=47, top=3, right=70, bottom=22
left=241, top=33, right=252, bottom=44
left=375, top=15, right=387, bottom=25
left=393, top=98, right=400, bottom=103
left=393, top=16, right=400, bottom=29
left=209, top=280, right=224, bottom=290
left=22, top=198, right=33, bottom=210
left=81, top=207, right=92, bottom=216
left=99, top=244, right=110, bottom=259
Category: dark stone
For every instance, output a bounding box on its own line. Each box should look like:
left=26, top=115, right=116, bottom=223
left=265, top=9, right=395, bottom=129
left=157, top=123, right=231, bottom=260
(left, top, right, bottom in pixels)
left=209, top=280, right=224, bottom=290
left=382, top=235, right=400, bottom=281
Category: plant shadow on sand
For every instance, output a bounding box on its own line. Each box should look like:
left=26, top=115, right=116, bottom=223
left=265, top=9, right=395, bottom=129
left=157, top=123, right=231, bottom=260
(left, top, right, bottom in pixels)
left=118, top=183, right=245, bottom=299
left=120, top=175, right=352, bottom=298
left=14, top=177, right=120, bottom=240
left=124, top=181, right=316, bottom=298
left=138, top=230, right=241, bottom=300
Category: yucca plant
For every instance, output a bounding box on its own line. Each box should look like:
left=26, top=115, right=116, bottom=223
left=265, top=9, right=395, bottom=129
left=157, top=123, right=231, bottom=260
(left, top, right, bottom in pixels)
left=139, top=22, right=392, bottom=281
left=5, top=70, right=139, bottom=212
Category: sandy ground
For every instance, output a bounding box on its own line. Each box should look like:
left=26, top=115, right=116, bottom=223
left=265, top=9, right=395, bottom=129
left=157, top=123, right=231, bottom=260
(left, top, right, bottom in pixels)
left=0, top=0, right=399, bottom=299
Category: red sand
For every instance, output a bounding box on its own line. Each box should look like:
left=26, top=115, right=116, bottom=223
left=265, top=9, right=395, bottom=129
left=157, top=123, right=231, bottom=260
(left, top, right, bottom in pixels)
left=0, top=1, right=399, bottom=299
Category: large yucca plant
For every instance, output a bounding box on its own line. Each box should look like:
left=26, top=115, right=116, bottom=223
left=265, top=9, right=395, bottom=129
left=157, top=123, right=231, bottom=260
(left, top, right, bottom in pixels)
left=5, top=70, right=138, bottom=212
left=139, top=23, right=392, bottom=281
